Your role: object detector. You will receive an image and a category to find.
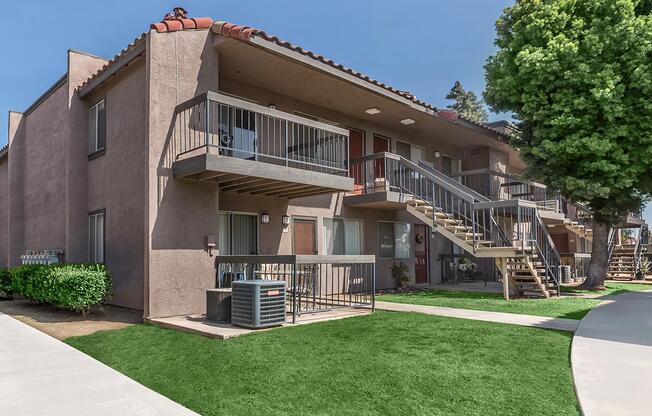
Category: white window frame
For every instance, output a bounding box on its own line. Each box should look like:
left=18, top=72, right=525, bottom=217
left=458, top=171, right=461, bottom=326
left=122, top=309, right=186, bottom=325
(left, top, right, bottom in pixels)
left=378, top=221, right=411, bottom=259
left=322, top=218, right=364, bottom=255
left=88, top=210, right=105, bottom=264
left=89, top=99, right=105, bottom=154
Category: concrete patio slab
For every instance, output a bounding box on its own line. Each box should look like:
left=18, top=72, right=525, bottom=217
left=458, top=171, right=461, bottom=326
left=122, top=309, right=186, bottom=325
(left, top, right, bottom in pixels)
left=376, top=301, right=579, bottom=332
left=0, top=312, right=198, bottom=416
left=572, top=291, right=652, bottom=416
left=147, top=307, right=372, bottom=339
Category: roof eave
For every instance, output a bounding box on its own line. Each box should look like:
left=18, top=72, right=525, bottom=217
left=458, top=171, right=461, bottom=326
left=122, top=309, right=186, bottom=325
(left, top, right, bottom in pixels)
left=78, top=39, right=146, bottom=98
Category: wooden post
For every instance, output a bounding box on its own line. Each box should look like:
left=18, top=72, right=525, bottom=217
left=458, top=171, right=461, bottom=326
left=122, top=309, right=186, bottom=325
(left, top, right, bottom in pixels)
left=499, top=257, right=510, bottom=300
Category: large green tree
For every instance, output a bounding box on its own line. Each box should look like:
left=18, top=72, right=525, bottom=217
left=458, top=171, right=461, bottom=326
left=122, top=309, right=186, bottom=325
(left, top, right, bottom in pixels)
left=446, top=81, right=489, bottom=123
left=484, top=0, right=652, bottom=289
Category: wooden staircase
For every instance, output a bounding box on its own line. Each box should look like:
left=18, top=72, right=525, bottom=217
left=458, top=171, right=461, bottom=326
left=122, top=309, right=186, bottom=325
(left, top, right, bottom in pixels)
left=607, top=245, right=637, bottom=280
left=405, top=196, right=557, bottom=298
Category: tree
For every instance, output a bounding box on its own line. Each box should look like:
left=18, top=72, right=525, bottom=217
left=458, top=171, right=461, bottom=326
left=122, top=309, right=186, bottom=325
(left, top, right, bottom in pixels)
left=445, top=81, right=489, bottom=124
left=484, top=0, right=652, bottom=289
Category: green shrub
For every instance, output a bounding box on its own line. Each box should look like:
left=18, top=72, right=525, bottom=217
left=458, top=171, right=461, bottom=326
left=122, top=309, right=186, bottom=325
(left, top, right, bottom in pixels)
left=8, top=263, right=111, bottom=314
left=0, top=268, right=12, bottom=299
left=10, top=265, right=48, bottom=301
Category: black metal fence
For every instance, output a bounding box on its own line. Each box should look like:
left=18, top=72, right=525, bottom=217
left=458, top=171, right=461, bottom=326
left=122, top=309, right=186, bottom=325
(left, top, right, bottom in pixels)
left=214, top=255, right=375, bottom=323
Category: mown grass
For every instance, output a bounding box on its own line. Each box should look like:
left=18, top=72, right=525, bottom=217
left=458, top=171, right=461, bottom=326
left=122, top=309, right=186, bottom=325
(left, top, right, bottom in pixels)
left=66, top=311, right=580, bottom=416
left=377, top=282, right=651, bottom=320
left=378, top=289, right=598, bottom=319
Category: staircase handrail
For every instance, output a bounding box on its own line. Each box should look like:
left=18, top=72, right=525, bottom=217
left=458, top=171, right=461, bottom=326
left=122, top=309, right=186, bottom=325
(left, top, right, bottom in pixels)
left=634, top=226, right=648, bottom=276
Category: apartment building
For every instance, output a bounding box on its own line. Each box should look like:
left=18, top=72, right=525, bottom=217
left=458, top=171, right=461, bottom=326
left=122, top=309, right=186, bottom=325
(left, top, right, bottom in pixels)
left=0, top=9, right=594, bottom=318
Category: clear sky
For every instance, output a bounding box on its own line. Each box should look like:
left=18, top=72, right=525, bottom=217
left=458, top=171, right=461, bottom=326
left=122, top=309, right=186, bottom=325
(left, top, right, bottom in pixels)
left=2, top=0, right=650, bottom=223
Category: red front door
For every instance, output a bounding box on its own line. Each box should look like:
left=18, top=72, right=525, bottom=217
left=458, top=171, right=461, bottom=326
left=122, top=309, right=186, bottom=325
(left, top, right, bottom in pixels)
left=373, top=135, right=390, bottom=179
left=349, top=129, right=365, bottom=191
left=415, top=224, right=429, bottom=284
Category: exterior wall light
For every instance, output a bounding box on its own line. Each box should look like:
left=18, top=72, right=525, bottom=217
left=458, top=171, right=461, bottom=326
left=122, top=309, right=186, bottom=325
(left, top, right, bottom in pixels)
left=400, top=118, right=416, bottom=125
left=434, top=151, right=441, bottom=158
left=261, top=214, right=270, bottom=224
left=365, top=107, right=381, bottom=115
left=282, top=215, right=291, bottom=226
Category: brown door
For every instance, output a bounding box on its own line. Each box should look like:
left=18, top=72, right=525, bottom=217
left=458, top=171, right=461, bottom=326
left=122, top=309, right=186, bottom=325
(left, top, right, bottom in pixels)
left=349, top=129, right=365, bottom=191
left=373, top=135, right=390, bottom=179
left=293, top=219, right=317, bottom=255
left=415, top=224, right=429, bottom=284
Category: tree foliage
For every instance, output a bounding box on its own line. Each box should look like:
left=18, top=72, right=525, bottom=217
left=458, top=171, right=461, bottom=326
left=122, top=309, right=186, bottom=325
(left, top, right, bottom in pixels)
left=484, top=0, right=652, bottom=224
left=446, top=81, right=489, bottom=124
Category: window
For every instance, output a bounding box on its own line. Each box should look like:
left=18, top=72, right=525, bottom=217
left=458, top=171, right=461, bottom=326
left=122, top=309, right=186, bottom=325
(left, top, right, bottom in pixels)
left=323, top=219, right=363, bottom=255
left=218, top=212, right=258, bottom=255
left=88, top=100, right=106, bottom=154
left=89, top=210, right=105, bottom=263
left=378, top=221, right=411, bottom=259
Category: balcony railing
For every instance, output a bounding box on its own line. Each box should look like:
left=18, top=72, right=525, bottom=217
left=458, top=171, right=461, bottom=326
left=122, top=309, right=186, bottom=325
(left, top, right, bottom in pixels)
left=173, top=92, right=350, bottom=176
left=454, top=169, right=547, bottom=202
left=214, top=255, right=375, bottom=323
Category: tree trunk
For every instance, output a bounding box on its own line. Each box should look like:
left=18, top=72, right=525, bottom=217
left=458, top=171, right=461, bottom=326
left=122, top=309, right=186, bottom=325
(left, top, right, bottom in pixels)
left=580, top=220, right=610, bottom=290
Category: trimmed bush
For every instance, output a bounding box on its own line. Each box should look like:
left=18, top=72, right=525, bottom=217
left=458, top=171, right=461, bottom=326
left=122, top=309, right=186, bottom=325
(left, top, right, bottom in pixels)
left=8, top=264, right=111, bottom=314
left=0, top=268, right=12, bottom=299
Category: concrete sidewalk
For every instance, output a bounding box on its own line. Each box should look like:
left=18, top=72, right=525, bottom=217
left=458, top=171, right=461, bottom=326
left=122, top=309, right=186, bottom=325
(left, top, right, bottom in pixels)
left=375, top=301, right=579, bottom=331
left=572, top=291, right=652, bottom=416
left=0, top=312, right=198, bottom=416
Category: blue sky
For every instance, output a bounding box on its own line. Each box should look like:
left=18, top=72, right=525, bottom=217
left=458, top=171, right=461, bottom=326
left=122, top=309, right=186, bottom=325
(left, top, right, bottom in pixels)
left=2, top=0, right=650, bottom=223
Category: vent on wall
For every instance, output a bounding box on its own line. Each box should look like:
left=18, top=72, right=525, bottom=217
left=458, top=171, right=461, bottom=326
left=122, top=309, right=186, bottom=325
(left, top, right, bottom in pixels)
left=231, top=280, right=286, bottom=329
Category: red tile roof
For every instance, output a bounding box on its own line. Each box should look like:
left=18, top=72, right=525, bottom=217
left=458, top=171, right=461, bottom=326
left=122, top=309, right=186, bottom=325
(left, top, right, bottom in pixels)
left=211, top=21, right=507, bottom=139
left=150, top=17, right=213, bottom=33
left=75, top=9, right=508, bottom=140
left=77, top=33, right=146, bottom=91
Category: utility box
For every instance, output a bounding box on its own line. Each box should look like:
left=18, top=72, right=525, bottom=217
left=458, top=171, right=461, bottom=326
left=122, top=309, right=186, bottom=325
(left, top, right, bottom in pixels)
left=206, top=288, right=232, bottom=322
left=231, top=280, right=286, bottom=329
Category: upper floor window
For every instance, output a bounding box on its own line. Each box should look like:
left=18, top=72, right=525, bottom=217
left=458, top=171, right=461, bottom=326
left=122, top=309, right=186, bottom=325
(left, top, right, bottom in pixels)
left=88, top=100, right=106, bottom=154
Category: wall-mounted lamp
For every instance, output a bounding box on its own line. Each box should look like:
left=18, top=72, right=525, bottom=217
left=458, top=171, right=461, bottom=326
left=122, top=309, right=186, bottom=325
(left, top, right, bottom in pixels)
left=365, top=107, right=381, bottom=115
left=206, top=235, right=216, bottom=257
left=282, top=215, right=291, bottom=226
left=434, top=151, right=441, bottom=158
left=261, top=213, right=270, bottom=224
left=400, top=118, right=415, bottom=125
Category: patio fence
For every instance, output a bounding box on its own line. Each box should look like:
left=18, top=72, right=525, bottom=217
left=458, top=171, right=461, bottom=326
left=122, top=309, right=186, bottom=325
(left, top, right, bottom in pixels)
left=215, top=255, right=375, bottom=323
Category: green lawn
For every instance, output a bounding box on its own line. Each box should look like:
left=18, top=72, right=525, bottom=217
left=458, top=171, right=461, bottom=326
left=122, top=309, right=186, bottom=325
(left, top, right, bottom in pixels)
left=377, top=282, right=651, bottom=320
left=66, top=312, right=579, bottom=416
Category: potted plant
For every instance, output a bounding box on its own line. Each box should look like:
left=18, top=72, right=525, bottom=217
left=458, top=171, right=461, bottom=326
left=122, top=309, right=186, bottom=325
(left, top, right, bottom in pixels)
left=391, top=262, right=410, bottom=288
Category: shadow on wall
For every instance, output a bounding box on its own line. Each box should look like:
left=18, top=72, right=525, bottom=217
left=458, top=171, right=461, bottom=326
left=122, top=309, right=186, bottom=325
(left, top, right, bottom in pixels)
left=152, top=34, right=219, bottom=251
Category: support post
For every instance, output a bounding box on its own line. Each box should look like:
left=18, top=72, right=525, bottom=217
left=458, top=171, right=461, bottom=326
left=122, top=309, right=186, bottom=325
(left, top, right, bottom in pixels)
left=499, top=257, right=510, bottom=300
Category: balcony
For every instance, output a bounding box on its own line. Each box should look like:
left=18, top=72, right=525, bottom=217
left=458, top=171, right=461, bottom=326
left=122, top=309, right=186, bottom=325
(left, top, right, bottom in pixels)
left=171, top=92, right=354, bottom=198
left=454, top=169, right=547, bottom=202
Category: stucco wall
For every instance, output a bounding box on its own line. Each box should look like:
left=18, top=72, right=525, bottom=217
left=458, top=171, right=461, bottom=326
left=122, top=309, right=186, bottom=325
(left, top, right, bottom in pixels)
left=0, top=156, right=8, bottom=267
left=21, top=83, right=68, bottom=254
left=146, top=29, right=221, bottom=318
left=86, top=60, right=147, bottom=310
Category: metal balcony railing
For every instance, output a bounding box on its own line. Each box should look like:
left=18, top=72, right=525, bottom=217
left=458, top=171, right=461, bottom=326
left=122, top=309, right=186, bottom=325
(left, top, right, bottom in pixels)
left=173, top=92, right=350, bottom=176
left=454, top=169, right=547, bottom=202
left=214, top=255, right=375, bottom=323
left=350, top=153, right=561, bottom=291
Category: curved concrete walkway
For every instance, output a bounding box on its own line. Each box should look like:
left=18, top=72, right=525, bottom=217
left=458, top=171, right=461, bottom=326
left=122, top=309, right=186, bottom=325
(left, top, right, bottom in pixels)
left=0, top=312, right=198, bottom=416
left=572, top=291, right=652, bottom=416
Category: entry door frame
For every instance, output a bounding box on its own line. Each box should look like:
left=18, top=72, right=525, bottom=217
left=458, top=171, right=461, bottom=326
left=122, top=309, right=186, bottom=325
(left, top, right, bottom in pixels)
left=414, top=223, right=430, bottom=285
left=292, top=216, right=318, bottom=255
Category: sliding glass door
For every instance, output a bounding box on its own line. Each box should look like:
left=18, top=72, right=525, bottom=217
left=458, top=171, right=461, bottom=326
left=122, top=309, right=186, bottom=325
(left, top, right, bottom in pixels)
left=218, top=212, right=258, bottom=255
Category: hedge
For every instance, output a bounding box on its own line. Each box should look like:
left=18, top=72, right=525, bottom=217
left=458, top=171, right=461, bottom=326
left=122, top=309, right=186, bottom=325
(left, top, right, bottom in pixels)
left=0, top=268, right=12, bottom=299
left=6, top=264, right=111, bottom=314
